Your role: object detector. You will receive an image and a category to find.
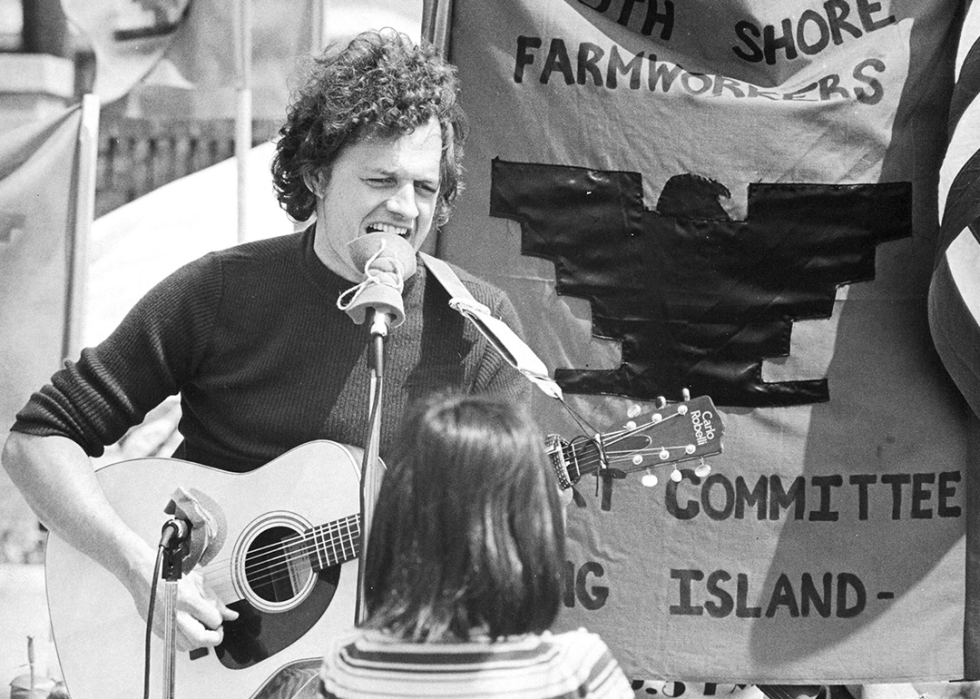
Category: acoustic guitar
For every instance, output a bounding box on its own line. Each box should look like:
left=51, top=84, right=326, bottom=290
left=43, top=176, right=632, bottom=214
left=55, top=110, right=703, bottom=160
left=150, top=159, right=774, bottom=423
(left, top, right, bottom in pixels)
left=45, top=395, right=723, bottom=699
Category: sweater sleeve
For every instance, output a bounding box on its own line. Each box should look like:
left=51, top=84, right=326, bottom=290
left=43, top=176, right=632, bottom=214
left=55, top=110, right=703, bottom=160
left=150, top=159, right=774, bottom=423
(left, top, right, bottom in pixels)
left=11, top=253, right=224, bottom=456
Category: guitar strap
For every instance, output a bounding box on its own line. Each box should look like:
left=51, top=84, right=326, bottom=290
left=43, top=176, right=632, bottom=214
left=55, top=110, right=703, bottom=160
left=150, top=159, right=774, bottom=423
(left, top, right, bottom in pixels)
left=420, top=252, right=562, bottom=400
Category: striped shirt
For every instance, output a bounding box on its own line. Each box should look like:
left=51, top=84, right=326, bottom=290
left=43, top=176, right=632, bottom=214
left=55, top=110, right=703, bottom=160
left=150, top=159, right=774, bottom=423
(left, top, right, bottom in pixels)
left=319, top=628, right=634, bottom=699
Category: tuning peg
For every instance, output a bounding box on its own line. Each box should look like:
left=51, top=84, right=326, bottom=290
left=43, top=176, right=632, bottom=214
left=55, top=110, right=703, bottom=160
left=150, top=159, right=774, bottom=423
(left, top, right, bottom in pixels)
left=655, top=396, right=667, bottom=409
left=682, top=388, right=691, bottom=401
left=694, top=459, right=711, bottom=478
left=670, top=467, right=683, bottom=482
left=658, top=448, right=670, bottom=461
left=641, top=468, right=659, bottom=487
left=627, top=404, right=642, bottom=418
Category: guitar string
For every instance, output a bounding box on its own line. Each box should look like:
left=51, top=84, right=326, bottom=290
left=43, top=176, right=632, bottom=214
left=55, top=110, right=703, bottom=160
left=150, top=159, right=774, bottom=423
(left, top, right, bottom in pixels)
left=202, top=538, right=359, bottom=591
left=206, top=545, right=357, bottom=589
left=193, top=425, right=654, bottom=587
left=229, top=416, right=672, bottom=570
left=564, top=413, right=704, bottom=478
left=196, top=518, right=363, bottom=590
left=197, top=442, right=689, bottom=590
left=239, top=519, right=360, bottom=574
left=193, top=423, right=649, bottom=582
left=206, top=439, right=681, bottom=593
left=200, top=444, right=694, bottom=592
left=223, top=515, right=360, bottom=566
left=569, top=446, right=701, bottom=479
left=557, top=416, right=674, bottom=474
left=233, top=515, right=361, bottom=562
left=197, top=416, right=715, bottom=590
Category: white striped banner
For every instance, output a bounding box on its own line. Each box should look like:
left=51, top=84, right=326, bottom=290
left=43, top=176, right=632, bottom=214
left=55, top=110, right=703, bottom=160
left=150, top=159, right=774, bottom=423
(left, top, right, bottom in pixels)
left=930, top=3, right=980, bottom=419
left=928, top=1, right=980, bottom=679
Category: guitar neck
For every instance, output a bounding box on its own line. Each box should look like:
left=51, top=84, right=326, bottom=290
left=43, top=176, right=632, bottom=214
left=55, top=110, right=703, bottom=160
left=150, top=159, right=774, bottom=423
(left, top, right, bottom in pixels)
left=545, top=395, right=725, bottom=489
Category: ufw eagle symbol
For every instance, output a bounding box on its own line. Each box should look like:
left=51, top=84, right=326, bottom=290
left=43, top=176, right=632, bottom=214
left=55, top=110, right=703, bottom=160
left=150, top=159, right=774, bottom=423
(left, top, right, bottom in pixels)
left=489, top=159, right=912, bottom=408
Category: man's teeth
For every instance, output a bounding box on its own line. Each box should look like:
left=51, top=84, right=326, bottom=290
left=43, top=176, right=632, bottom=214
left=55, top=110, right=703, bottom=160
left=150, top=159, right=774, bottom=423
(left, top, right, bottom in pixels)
left=368, top=224, right=409, bottom=236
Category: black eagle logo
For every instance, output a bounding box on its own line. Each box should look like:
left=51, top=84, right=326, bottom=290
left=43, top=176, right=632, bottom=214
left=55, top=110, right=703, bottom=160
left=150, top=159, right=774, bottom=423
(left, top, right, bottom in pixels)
left=490, top=159, right=912, bottom=408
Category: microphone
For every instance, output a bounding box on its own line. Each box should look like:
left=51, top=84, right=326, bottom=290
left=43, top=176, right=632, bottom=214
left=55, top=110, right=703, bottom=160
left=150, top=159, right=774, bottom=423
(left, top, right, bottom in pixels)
left=338, top=232, right=418, bottom=335
left=159, top=518, right=191, bottom=550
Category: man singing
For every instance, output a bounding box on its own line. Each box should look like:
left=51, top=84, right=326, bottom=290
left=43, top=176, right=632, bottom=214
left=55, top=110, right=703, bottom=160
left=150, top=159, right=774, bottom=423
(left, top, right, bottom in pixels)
left=2, top=29, right=529, bottom=652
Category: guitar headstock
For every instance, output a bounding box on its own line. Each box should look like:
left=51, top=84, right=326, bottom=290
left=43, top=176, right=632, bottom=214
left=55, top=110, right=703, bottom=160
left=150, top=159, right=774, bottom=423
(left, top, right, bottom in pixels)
left=547, top=394, right=725, bottom=489
left=608, top=395, right=724, bottom=486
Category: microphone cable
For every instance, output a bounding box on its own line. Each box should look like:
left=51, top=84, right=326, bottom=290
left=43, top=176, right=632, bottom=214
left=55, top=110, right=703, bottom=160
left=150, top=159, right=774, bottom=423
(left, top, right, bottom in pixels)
left=143, top=540, right=167, bottom=699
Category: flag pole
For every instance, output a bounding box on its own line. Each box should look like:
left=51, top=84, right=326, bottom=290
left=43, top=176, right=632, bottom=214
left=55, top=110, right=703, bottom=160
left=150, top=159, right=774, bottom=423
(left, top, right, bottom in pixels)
left=421, top=0, right=454, bottom=258
left=421, top=0, right=454, bottom=55
left=234, top=0, right=252, bottom=243
left=310, top=0, right=324, bottom=51
left=64, top=94, right=101, bottom=362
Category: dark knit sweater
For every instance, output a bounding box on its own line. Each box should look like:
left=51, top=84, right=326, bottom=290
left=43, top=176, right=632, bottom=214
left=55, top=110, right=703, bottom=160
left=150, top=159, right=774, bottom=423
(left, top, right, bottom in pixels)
left=13, top=228, right=529, bottom=471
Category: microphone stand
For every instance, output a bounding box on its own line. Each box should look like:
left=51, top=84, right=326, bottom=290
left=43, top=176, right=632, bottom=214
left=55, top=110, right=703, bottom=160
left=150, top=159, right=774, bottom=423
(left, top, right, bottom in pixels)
left=339, top=233, right=414, bottom=625
left=355, top=307, right=389, bottom=625
left=159, top=521, right=187, bottom=699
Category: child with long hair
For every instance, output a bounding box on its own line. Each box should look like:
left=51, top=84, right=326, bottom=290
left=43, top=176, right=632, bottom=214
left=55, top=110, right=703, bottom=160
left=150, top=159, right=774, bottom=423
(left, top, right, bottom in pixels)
left=319, top=392, right=633, bottom=698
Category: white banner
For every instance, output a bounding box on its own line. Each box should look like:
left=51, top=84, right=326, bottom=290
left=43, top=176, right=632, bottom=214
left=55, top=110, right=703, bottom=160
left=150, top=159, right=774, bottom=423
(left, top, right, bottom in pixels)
left=446, top=0, right=971, bottom=683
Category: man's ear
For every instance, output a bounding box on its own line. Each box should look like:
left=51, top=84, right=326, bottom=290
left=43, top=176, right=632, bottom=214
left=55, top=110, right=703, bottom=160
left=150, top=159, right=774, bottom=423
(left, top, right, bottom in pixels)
left=303, top=170, right=325, bottom=195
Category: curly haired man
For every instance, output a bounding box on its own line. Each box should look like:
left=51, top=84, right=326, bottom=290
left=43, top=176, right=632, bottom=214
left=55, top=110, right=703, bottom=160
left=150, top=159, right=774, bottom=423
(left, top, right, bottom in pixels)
left=2, top=29, right=529, bottom=654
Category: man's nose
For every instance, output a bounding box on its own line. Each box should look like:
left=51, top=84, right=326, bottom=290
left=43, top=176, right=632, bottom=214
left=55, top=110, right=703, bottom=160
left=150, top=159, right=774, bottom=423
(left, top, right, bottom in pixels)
left=385, top=184, right=418, bottom=219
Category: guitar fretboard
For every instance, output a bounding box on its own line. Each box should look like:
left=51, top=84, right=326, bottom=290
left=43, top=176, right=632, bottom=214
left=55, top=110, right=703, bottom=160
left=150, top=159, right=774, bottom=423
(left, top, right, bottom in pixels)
left=307, top=514, right=360, bottom=570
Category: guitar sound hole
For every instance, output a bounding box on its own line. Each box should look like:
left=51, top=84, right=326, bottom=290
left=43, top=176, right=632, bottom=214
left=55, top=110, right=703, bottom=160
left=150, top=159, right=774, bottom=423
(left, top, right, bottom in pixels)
left=245, top=525, right=309, bottom=604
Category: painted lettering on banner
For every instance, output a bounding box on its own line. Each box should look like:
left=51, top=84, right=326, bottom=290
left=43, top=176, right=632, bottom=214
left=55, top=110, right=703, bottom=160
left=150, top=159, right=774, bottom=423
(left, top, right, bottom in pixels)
left=515, top=37, right=886, bottom=104
left=574, top=0, right=897, bottom=65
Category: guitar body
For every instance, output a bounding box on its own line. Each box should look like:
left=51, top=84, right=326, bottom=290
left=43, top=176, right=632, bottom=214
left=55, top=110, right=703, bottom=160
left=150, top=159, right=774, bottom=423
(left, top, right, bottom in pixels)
left=45, top=396, right=725, bottom=698
left=45, top=441, right=363, bottom=699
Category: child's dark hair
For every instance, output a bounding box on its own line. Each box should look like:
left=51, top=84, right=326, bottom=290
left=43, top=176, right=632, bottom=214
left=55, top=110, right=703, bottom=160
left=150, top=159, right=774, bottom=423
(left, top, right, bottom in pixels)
left=362, top=392, right=564, bottom=641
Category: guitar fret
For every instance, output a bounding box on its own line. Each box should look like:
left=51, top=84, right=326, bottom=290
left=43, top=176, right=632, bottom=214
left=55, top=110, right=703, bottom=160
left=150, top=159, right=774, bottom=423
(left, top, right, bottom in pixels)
left=338, top=517, right=349, bottom=562
left=346, top=520, right=355, bottom=561
left=341, top=519, right=351, bottom=561
left=332, top=519, right=344, bottom=565
left=309, top=524, right=323, bottom=569
left=327, top=519, right=340, bottom=566
left=344, top=516, right=355, bottom=560
left=344, top=516, right=360, bottom=561
left=313, top=524, right=325, bottom=570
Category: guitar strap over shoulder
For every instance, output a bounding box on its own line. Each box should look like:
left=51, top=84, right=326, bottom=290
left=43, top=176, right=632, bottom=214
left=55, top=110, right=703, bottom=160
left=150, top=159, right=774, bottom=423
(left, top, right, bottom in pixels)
left=420, top=252, right=562, bottom=400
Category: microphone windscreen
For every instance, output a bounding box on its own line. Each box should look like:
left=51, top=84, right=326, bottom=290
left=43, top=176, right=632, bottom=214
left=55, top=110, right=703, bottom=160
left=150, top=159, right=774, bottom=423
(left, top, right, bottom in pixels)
left=341, top=233, right=417, bottom=328
left=348, top=232, right=418, bottom=281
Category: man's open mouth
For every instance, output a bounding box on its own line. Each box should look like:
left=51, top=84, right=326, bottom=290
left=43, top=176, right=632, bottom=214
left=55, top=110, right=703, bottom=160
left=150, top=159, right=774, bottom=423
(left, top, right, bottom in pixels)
left=366, top=223, right=410, bottom=237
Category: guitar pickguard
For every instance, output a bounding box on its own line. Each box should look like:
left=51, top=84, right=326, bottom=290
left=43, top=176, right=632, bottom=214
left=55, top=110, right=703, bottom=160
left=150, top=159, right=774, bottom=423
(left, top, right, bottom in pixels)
left=218, top=565, right=341, bottom=669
